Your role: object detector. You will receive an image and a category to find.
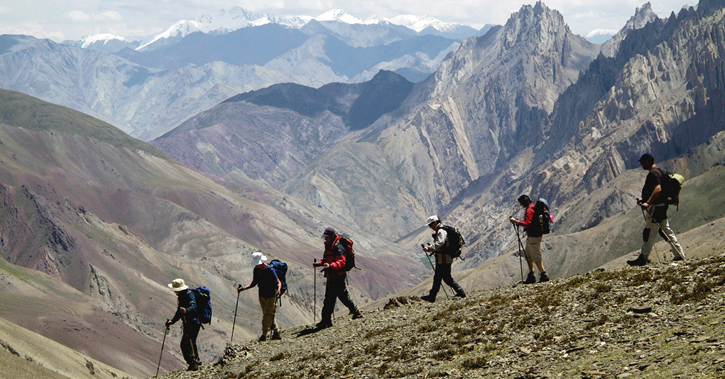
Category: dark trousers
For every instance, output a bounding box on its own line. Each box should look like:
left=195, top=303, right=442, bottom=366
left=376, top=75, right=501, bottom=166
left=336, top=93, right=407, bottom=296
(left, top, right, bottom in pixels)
left=181, top=322, right=201, bottom=365
left=428, top=263, right=463, bottom=298
left=321, top=275, right=358, bottom=323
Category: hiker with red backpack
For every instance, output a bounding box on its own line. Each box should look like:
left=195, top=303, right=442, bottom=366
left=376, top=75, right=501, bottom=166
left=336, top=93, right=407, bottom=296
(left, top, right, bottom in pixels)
left=165, top=278, right=202, bottom=371
left=421, top=215, right=466, bottom=302
left=313, top=227, right=362, bottom=329
left=510, top=195, right=551, bottom=284
left=627, top=153, right=686, bottom=266
left=238, top=251, right=283, bottom=341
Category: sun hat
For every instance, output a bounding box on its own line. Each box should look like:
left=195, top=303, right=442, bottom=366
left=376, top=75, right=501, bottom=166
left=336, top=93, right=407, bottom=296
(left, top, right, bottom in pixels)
left=251, top=251, right=267, bottom=266
left=168, top=278, right=189, bottom=292
left=426, top=215, right=440, bottom=225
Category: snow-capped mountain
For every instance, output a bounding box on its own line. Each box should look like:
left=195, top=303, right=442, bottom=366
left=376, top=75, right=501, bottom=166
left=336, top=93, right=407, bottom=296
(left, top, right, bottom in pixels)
left=63, top=33, right=142, bottom=52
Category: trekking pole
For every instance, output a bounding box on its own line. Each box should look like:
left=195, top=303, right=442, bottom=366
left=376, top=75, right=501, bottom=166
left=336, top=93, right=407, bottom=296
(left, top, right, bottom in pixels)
left=155, top=321, right=169, bottom=378
left=231, top=286, right=241, bottom=342
left=313, top=259, right=317, bottom=324
left=512, top=223, right=524, bottom=283
left=422, top=245, right=448, bottom=299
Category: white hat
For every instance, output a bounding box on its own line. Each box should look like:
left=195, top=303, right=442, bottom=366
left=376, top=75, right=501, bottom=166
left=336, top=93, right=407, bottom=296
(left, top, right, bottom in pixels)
left=426, top=215, right=440, bottom=225
left=251, top=251, right=267, bottom=266
left=168, top=278, right=189, bottom=292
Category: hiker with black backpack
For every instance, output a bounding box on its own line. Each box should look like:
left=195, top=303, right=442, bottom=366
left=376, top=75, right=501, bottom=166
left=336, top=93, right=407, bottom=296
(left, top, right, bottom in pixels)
left=313, top=227, right=362, bottom=329
left=510, top=195, right=551, bottom=284
left=421, top=215, right=466, bottom=302
left=165, top=278, right=202, bottom=371
left=238, top=251, right=282, bottom=341
left=627, top=153, right=686, bottom=266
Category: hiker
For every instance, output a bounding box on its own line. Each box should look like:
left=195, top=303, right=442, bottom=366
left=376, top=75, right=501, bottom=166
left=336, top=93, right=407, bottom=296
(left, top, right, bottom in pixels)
left=238, top=251, right=282, bottom=341
left=627, top=153, right=686, bottom=266
left=313, top=227, right=362, bottom=328
left=510, top=195, right=550, bottom=284
left=421, top=215, right=466, bottom=302
left=165, top=278, right=202, bottom=371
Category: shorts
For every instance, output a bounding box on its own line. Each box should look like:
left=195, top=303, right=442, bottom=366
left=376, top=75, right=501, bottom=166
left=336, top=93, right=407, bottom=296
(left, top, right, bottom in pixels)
left=525, top=236, right=543, bottom=263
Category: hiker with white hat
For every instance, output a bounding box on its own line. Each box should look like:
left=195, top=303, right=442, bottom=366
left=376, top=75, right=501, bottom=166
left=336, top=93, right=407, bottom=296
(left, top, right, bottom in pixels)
left=238, top=252, right=282, bottom=341
left=421, top=215, right=466, bottom=302
left=165, top=278, right=202, bottom=371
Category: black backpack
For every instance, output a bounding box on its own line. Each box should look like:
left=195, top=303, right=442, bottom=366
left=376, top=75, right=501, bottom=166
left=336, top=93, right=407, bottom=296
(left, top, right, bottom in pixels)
left=532, top=199, right=552, bottom=235
left=440, top=225, right=466, bottom=259
left=268, top=259, right=288, bottom=296
left=191, top=286, right=212, bottom=324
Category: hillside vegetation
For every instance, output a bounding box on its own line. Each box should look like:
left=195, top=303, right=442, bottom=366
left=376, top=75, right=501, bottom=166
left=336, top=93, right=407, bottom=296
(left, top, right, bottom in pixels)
left=163, top=254, right=725, bottom=379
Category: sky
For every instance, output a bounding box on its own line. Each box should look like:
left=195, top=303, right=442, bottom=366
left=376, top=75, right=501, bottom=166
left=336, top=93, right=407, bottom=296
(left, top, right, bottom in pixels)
left=0, top=0, right=691, bottom=42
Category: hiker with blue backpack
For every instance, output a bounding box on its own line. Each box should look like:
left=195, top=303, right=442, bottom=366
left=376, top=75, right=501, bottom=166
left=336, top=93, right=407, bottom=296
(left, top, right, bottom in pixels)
left=313, top=227, right=362, bottom=329
left=238, top=251, right=283, bottom=341
left=165, top=278, right=203, bottom=371
left=627, top=153, right=686, bottom=266
left=510, top=195, right=551, bottom=284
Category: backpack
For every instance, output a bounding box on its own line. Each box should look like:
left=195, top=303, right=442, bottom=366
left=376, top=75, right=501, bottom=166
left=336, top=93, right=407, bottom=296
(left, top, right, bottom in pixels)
left=268, top=259, right=288, bottom=296
left=439, top=225, right=466, bottom=259
left=337, top=236, right=356, bottom=271
left=191, top=286, right=212, bottom=324
left=532, top=198, right=552, bottom=235
left=657, top=168, right=684, bottom=210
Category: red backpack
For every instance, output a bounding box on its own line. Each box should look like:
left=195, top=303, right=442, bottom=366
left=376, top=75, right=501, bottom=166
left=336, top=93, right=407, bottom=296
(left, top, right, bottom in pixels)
left=337, top=236, right=356, bottom=271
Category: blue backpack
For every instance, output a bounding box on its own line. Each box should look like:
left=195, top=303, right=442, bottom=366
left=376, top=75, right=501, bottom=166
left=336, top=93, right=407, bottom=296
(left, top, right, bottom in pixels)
left=268, top=260, right=288, bottom=296
left=191, top=286, right=212, bottom=324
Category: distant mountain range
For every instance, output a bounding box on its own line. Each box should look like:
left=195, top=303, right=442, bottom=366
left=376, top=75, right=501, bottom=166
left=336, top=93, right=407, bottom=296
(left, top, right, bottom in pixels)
left=62, top=7, right=486, bottom=52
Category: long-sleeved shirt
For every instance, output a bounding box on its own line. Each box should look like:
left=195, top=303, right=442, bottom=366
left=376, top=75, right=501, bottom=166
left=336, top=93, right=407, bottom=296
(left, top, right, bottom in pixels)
left=170, top=289, right=199, bottom=325
left=517, top=202, right=542, bottom=237
left=317, top=235, right=347, bottom=278
left=430, top=225, right=452, bottom=264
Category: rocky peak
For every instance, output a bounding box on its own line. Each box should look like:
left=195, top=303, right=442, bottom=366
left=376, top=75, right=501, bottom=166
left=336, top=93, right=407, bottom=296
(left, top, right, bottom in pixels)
left=602, top=2, right=661, bottom=58
left=502, top=2, right=569, bottom=51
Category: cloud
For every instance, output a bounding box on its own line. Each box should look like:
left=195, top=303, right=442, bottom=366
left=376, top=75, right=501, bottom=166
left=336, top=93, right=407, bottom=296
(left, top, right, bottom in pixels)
left=101, top=11, right=123, bottom=21
left=68, top=10, right=91, bottom=21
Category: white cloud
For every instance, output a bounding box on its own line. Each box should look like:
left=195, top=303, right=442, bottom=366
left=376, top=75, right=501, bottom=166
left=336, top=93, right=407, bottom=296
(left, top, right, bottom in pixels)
left=101, top=11, right=123, bottom=21
left=68, top=10, right=91, bottom=21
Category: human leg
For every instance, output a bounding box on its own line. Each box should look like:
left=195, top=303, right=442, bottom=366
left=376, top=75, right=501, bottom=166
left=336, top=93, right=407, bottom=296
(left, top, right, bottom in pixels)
left=658, top=218, right=685, bottom=259
left=259, top=296, right=279, bottom=335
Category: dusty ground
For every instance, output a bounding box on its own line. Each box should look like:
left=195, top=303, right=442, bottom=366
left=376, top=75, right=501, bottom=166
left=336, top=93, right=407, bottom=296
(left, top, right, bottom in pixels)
left=159, top=253, right=725, bottom=379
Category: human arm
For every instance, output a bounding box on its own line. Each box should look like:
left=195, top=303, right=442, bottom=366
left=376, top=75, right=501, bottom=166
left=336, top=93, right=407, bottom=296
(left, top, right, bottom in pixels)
left=425, top=228, right=447, bottom=253
left=640, top=184, right=662, bottom=209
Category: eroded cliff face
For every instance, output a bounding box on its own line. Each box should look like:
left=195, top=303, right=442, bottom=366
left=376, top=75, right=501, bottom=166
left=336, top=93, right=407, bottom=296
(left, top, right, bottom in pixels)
left=282, top=3, right=600, bottom=240
left=448, top=2, right=725, bottom=269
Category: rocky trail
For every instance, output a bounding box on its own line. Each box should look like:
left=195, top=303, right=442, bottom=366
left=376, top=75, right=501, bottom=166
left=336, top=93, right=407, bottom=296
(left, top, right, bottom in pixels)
left=159, top=254, right=725, bottom=378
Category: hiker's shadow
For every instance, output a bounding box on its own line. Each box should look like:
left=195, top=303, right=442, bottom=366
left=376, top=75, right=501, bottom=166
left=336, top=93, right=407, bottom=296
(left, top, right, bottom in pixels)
left=293, top=327, right=323, bottom=338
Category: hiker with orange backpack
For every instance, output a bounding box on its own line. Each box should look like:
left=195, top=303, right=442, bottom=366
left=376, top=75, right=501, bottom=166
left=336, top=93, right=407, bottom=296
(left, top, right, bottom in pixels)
left=313, top=227, right=362, bottom=329
left=421, top=215, right=466, bottom=302
left=165, top=278, right=202, bottom=371
left=238, top=251, right=283, bottom=341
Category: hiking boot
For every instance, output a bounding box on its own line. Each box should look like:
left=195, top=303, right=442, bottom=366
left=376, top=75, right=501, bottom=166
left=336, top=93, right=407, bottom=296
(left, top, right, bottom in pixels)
left=352, top=310, right=363, bottom=319
left=315, top=321, right=332, bottom=329
left=271, top=331, right=282, bottom=340
left=673, top=256, right=685, bottom=262
left=539, top=272, right=550, bottom=282
left=454, top=291, right=466, bottom=298
left=187, top=363, right=199, bottom=371
left=258, top=334, right=267, bottom=342
left=420, top=295, right=435, bottom=303
left=523, top=272, right=536, bottom=284
left=626, top=254, right=650, bottom=267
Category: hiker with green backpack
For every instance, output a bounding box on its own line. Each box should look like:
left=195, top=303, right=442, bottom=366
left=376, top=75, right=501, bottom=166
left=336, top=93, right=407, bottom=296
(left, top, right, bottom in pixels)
left=313, top=227, right=362, bottom=329
left=421, top=215, right=466, bottom=302
left=165, top=278, right=202, bottom=371
left=510, top=195, right=551, bottom=284
left=238, top=251, right=283, bottom=341
left=627, top=153, right=686, bottom=266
